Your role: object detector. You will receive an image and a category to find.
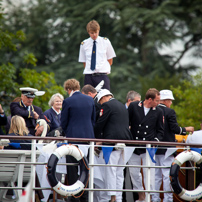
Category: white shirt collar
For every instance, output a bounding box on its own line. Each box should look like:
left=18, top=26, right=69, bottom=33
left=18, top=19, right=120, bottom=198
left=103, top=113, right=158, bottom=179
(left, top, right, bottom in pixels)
left=51, top=106, right=61, bottom=115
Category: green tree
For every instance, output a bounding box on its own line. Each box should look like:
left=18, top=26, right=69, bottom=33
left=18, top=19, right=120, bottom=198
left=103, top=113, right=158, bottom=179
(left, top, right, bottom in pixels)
left=2, top=0, right=202, bottom=102
left=171, top=71, right=202, bottom=130
left=20, top=69, right=66, bottom=112
left=0, top=2, right=65, bottom=113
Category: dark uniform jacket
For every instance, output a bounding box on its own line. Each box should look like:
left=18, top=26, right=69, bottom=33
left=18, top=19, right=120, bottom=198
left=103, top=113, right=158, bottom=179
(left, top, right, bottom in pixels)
left=0, top=114, right=7, bottom=134
left=156, top=103, right=187, bottom=154
left=94, top=98, right=133, bottom=141
left=44, top=108, right=61, bottom=133
left=128, top=100, right=164, bottom=154
left=93, top=94, right=101, bottom=121
left=10, top=101, right=50, bottom=136
left=61, top=91, right=95, bottom=139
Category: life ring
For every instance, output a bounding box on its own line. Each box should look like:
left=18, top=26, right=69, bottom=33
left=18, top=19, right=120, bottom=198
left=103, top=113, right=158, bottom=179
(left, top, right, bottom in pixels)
left=47, top=144, right=89, bottom=197
left=170, top=150, right=202, bottom=201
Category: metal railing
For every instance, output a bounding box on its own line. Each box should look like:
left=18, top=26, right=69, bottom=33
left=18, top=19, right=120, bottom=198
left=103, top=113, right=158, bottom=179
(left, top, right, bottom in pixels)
left=0, top=135, right=202, bottom=202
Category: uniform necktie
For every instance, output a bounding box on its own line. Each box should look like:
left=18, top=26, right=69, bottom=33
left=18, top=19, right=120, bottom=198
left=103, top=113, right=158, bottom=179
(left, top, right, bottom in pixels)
left=90, top=40, right=96, bottom=71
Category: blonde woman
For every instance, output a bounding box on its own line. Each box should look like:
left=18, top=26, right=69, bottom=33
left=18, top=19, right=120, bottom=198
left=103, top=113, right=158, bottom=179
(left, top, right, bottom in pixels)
left=4, top=115, right=33, bottom=150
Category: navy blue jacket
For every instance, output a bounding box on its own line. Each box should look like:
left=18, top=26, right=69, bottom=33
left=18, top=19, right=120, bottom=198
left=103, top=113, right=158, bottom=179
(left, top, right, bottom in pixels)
left=0, top=114, right=7, bottom=134
left=44, top=108, right=61, bottom=132
left=156, top=103, right=187, bottom=154
left=10, top=101, right=50, bottom=136
left=61, top=91, right=95, bottom=139
left=128, top=100, right=164, bottom=142
left=128, top=100, right=164, bottom=154
left=4, top=133, right=33, bottom=150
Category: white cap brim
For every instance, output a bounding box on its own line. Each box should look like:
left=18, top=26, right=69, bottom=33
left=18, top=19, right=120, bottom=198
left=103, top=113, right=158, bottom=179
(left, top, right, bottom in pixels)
left=35, top=91, right=45, bottom=96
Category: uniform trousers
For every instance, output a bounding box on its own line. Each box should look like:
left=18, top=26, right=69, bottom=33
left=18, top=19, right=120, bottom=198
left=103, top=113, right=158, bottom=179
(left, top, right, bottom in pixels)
left=99, top=150, right=125, bottom=202
left=84, top=74, right=110, bottom=90
left=128, top=153, right=155, bottom=195
left=151, top=154, right=174, bottom=202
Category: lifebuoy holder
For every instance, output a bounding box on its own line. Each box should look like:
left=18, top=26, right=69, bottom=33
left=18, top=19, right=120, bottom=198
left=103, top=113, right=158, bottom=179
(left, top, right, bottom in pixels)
left=170, top=150, right=202, bottom=201
left=47, top=144, right=89, bottom=197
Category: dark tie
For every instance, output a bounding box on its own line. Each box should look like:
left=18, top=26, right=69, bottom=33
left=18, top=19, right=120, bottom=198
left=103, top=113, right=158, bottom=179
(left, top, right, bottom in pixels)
left=90, top=41, right=96, bottom=71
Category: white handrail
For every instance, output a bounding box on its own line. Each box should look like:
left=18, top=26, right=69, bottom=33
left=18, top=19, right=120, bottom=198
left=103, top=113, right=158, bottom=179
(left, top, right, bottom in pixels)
left=31, top=139, right=36, bottom=202
left=146, top=143, right=151, bottom=202
left=0, top=136, right=200, bottom=202
left=89, top=141, right=95, bottom=202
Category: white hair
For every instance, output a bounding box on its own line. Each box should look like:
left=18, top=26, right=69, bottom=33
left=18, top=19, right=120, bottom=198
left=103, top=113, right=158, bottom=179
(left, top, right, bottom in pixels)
left=48, top=93, right=64, bottom=107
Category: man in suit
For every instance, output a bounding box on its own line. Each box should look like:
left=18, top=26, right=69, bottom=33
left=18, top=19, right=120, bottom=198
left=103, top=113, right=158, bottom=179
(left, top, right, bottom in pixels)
left=10, top=87, right=50, bottom=136
left=152, top=90, right=194, bottom=202
left=127, top=88, right=164, bottom=202
left=125, top=90, right=141, bottom=109
left=0, top=104, right=7, bottom=134
left=81, top=84, right=101, bottom=121
left=124, top=91, right=142, bottom=202
left=61, top=79, right=95, bottom=139
left=94, top=89, right=133, bottom=202
left=61, top=78, right=95, bottom=202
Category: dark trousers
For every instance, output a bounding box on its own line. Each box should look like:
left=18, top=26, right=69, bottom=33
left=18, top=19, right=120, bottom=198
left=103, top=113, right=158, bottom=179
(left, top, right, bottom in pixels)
left=66, top=155, right=88, bottom=202
left=122, top=167, right=138, bottom=202
left=84, top=74, right=110, bottom=90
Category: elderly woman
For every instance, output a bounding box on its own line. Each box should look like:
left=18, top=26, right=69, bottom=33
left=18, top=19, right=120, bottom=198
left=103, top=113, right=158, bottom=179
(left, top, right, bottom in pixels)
left=44, top=93, right=64, bottom=133
left=3, top=115, right=33, bottom=150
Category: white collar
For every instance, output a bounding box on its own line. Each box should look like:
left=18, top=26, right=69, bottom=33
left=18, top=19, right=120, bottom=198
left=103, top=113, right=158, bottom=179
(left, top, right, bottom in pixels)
left=51, top=107, right=61, bottom=115
left=69, top=90, right=79, bottom=97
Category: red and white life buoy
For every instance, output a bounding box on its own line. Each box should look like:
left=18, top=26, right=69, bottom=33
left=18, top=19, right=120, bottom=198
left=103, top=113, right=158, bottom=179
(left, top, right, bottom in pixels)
left=170, top=150, right=202, bottom=201
left=47, top=144, right=89, bottom=197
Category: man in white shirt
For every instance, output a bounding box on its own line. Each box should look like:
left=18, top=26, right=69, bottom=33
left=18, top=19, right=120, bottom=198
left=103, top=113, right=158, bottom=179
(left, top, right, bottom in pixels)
left=78, top=20, right=116, bottom=90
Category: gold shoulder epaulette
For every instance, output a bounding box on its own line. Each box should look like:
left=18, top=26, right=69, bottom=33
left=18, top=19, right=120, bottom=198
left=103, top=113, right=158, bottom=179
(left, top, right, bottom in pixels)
left=81, top=41, right=84, bottom=45
left=104, top=37, right=108, bottom=40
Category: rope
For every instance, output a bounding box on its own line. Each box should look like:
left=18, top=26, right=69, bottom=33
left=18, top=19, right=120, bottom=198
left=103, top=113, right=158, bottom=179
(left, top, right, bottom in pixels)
left=71, top=174, right=90, bottom=199
left=71, top=144, right=90, bottom=198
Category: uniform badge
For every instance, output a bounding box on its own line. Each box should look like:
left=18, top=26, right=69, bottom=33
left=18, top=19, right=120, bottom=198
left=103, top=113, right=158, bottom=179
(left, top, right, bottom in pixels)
left=100, top=109, right=104, bottom=116
left=104, top=37, right=108, bottom=40
left=138, top=102, right=142, bottom=107
left=81, top=41, right=84, bottom=45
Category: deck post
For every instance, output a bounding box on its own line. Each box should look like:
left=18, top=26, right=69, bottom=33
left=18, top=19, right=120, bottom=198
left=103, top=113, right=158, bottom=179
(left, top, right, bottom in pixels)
left=89, top=141, right=95, bottom=202
left=146, top=143, right=151, bottom=202
left=31, top=139, right=36, bottom=202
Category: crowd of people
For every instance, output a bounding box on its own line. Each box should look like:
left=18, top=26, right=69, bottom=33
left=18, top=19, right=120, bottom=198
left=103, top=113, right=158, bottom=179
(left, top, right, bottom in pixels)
left=0, top=19, right=195, bottom=202
left=0, top=83, right=194, bottom=202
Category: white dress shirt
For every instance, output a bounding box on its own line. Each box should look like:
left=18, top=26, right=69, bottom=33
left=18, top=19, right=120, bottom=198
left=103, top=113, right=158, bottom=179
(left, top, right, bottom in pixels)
left=78, top=36, right=116, bottom=74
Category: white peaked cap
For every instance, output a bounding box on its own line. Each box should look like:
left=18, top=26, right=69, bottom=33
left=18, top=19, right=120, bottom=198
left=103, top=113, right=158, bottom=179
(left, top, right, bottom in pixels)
left=160, top=90, right=175, bottom=100
left=95, top=80, right=104, bottom=92
left=20, top=87, right=38, bottom=92
left=20, top=87, right=45, bottom=97
left=35, top=91, right=45, bottom=96
left=97, top=89, right=113, bottom=102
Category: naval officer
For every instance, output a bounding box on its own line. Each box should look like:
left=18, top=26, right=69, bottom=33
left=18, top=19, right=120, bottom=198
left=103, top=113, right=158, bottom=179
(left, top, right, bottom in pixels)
left=10, top=87, right=50, bottom=136
left=94, top=89, right=133, bottom=202
left=78, top=20, right=116, bottom=90
left=152, top=90, right=194, bottom=202
left=127, top=88, right=164, bottom=202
